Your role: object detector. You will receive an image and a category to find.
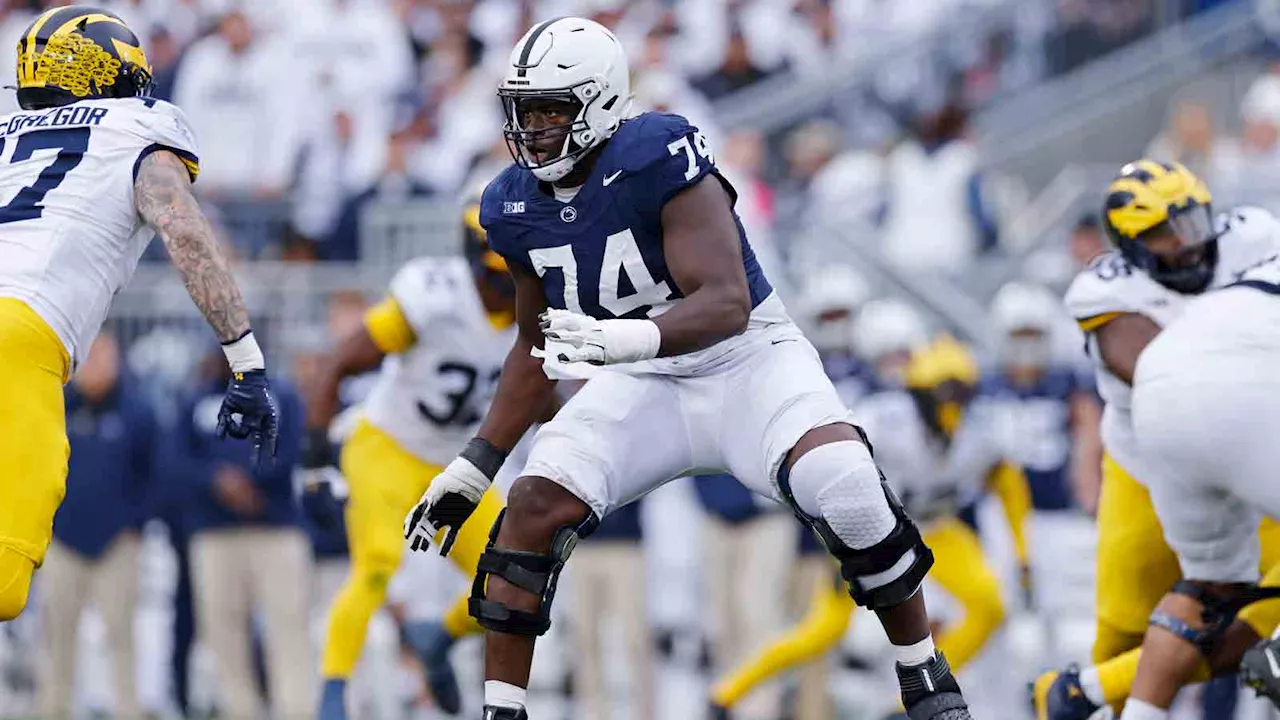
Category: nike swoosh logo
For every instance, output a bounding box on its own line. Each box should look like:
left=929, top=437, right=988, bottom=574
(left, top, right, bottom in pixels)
left=771, top=339, right=795, bottom=345
left=603, top=170, right=623, bottom=186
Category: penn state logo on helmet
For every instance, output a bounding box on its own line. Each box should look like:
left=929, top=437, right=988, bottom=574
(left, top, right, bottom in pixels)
left=14, top=6, right=152, bottom=111
left=499, top=17, right=632, bottom=182
left=1102, top=159, right=1218, bottom=294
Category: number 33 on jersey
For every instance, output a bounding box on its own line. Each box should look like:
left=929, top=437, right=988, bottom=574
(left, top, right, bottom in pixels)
left=480, top=112, right=774, bottom=323
left=0, top=98, right=199, bottom=365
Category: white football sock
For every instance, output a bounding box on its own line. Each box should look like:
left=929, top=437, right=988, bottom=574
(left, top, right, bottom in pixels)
left=1121, top=698, right=1169, bottom=720
left=1078, top=666, right=1105, bottom=705
left=895, top=635, right=936, bottom=667
left=485, top=680, right=527, bottom=709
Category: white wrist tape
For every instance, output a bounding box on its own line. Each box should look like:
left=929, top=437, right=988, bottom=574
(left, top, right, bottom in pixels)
left=222, top=331, right=265, bottom=373
left=601, top=319, right=662, bottom=363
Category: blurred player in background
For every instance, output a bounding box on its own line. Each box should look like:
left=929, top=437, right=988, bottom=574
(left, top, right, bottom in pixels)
left=0, top=5, right=278, bottom=622
left=798, top=263, right=875, bottom=407
left=1035, top=160, right=1280, bottom=719
left=709, top=335, right=1028, bottom=720
left=980, top=281, right=1101, bottom=663
left=404, top=17, right=972, bottom=720
left=304, top=196, right=522, bottom=719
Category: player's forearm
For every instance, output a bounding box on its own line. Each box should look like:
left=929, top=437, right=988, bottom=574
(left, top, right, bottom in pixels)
left=476, top=340, right=556, bottom=452
left=135, top=152, right=250, bottom=343
left=307, top=331, right=385, bottom=430
left=1070, top=395, right=1104, bottom=514
left=653, top=283, right=750, bottom=357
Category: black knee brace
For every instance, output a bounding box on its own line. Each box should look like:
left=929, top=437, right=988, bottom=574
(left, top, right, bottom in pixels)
left=1150, top=580, right=1280, bottom=656
left=468, top=508, right=599, bottom=636
left=778, top=428, right=934, bottom=610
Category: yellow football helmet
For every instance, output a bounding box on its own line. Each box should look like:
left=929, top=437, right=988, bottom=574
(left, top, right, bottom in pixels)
left=905, top=335, right=979, bottom=437
left=15, top=6, right=152, bottom=111
left=462, top=196, right=513, bottom=300
left=1102, top=159, right=1217, bottom=293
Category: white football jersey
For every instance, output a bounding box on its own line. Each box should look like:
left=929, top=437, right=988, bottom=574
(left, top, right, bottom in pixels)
left=854, top=389, right=1003, bottom=523
left=361, top=257, right=517, bottom=467
left=1064, top=206, right=1280, bottom=482
left=0, top=98, right=199, bottom=367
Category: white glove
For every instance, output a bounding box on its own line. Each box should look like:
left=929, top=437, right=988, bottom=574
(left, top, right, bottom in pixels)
left=403, top=456, right=492, bottom=556
left=540, top=309, right=661, bottom=365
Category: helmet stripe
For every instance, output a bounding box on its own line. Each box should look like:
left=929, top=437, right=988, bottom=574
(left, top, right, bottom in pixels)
left=19, top=8, right=65, bottom=84
left=50, top=12, right=127, bottom=45
left=516, top=18, right=559, bottom=77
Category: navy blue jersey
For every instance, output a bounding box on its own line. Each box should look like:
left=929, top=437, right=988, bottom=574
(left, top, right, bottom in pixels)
left=977, top=366, right=1090, bottom=511
left=481, top=112, right=772, bottom=321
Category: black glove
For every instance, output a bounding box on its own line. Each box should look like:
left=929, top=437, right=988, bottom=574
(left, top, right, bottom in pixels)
left=301, top=427, right=337, bottom=470
left=217, top=369, right=279, bottom=467
left=301, top=472, right=346, bottom=531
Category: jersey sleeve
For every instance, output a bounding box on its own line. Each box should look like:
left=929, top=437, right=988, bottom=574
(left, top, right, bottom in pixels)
left=1063, top=252, right=1149, bottom=333
left=626, top=113, right=734, bottom=218
left=362, top=297, right=416, bottom=354
left=478, top=167, right=533, bottom=271
left=387, top=257, right=461, bottom=340
left=130, top=100, right=200, bottom=182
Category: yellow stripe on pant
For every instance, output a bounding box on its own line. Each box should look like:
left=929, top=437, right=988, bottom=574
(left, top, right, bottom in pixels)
left=0, top=298, right=69, bottom=620
left=321, top=418, right=502, bottom=678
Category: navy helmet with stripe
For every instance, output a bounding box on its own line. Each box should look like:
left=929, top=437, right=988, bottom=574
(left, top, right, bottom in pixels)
left=499, top=17, right=632, bottom=182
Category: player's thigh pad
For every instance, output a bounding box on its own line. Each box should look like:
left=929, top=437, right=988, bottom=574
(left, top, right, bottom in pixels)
left=1134, top=381, right=1263, bottom=584
left=341, top=419, right=439, bottom=570
left=718, top=328, right=857, bottom=498
left=0, top=298, right=69, bottom=567
left=521, top=370, right=696, bottom=519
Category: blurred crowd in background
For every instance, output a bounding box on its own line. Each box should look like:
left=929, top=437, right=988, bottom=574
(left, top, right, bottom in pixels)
left=7, top=0, right=1280, bottom=718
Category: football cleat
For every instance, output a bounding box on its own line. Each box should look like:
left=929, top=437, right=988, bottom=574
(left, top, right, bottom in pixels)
left=400, top=620, right=461, bottom=714
left=895, top=652, right=972, bottom=720
left=709, top=701, right=731, bottom=720
left=484, top=706, right=528, bottom=720
left=1030, top=665, right=1101, bottom=720
left=1241, top=637, right=1280, bottom=707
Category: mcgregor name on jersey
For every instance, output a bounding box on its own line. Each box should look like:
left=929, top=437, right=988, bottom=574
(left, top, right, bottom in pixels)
left=0, top=105, right=109, bottom=137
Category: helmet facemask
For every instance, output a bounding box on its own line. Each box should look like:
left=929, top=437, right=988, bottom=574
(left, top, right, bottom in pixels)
left=500, top=76, right=618, bottom=183
left=1002, top=327, right=1052, bottom=372
left=1120, top=201, right=1219, bottom=294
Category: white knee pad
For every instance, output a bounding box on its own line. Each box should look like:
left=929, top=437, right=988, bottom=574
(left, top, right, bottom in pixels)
left=783, top=440, right=933, bottom=609
left=787, top=441, right=895, bottom=549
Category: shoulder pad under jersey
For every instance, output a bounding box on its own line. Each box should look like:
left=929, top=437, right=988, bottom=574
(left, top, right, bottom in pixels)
left=388, top=256, right=470, bottom=337
left=1063, top=251, right=1173, bottom=332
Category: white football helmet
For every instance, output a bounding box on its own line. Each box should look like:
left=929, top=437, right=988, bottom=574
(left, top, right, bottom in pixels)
left=852, top=298, right=929, bottom=365
left=499, top=17, right=632, bottom=182
left=799, top=264, right=871, bottom=353
left=990, top=281, right=1061, bottom=368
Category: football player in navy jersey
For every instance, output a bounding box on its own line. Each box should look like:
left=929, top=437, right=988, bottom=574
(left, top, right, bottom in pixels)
left=980, top=282, right=1102, bottom=666
left=402, top=17, right=972, bottom=720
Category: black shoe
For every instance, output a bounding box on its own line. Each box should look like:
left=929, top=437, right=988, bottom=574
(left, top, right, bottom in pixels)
left=484, top=706, right=529, bottom=720
left=709, top=701, right=731, bottom=720
left=1242, top=637, right=1280, bottom=707
left=895, top=652, right=972, bottom=720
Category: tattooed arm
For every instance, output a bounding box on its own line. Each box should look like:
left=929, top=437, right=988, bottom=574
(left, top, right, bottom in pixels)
left=134, top=150, right=250, bottom=343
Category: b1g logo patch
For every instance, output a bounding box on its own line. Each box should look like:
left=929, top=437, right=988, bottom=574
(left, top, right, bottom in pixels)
left=503, top=201, right=525, bottom=214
